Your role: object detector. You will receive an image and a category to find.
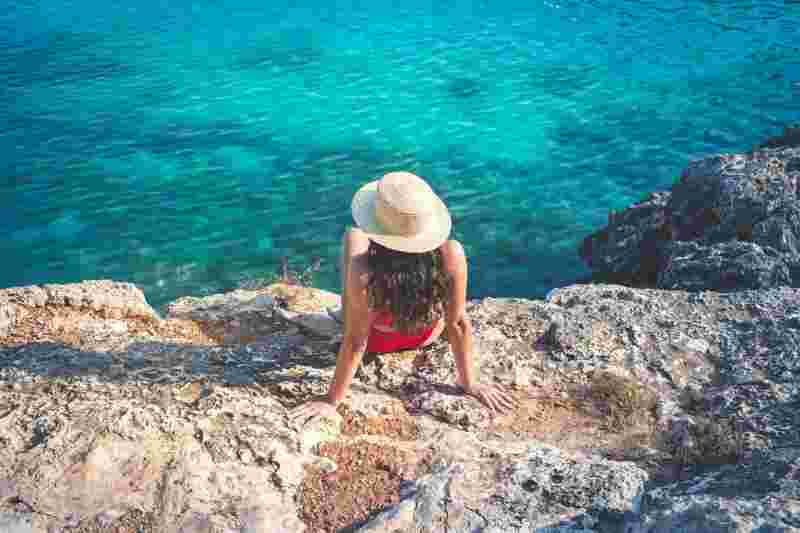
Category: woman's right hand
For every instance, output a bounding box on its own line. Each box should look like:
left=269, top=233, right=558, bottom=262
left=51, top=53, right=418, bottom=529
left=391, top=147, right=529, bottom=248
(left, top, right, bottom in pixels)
left=289, top=398, right=340, bottom=427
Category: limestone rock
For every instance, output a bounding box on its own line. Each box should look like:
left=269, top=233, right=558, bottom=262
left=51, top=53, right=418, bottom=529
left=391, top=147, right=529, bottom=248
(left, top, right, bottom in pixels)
left=166, top=290, right=276, bottom=322
left=1, top=279, right=799, bottom=532
left=751, top=202, right=800, bottom=272
left=581, top=130, right=800, bottom=291
left=296, top=412, right=342, bottom=454
left=543, top=284, right=723, bottom=394
left=0, top=300, right=17, bottom=338
left=263, top=283, right=341, bottom=313
left=0, top=281, right=158, bottom=339
left=357, top=443, right=649, bottom=532
left=0, top=280, right=172, bottom=353
left=759, top=124, right=800, bottom=149
left=166, top=283, right=341, bottom=343
left=267, top=283, right=342, bottom=337
left=579, top=191, right=672, bottom=284
left=629, top=451, right=800, bottom=532
left=658, top=240, right=791, bottom=291
left=0, top=512, right=34, bottom=533
left=273, top=308, right=341, bottom=338
left=0, top=377, right=308, bottom=532
left=39, top=281, right=159, bottom=319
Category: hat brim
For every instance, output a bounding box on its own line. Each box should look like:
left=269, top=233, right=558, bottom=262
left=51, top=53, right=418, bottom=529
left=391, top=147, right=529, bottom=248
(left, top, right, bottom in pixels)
left=351, top=180, right=452, bottom=253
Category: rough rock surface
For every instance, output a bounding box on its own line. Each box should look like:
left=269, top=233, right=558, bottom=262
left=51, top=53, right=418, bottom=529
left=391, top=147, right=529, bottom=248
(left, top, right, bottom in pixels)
left=629, top=450, right=800, bottom=532
left=0, top=281, right=159, bottom=339
left=359, top=442, right=649, bottom=533
left=1, top=280, right=798, bottom=532
left=165, top=283, right=341, bottom=343
left=658, top=240, right=793, bottom=291
left=581, top=126, right=800, bottom=291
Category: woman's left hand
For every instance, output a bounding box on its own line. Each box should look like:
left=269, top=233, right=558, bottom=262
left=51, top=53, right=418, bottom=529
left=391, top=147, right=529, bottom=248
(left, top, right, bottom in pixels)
left=463, top=383, right=519, bottom=414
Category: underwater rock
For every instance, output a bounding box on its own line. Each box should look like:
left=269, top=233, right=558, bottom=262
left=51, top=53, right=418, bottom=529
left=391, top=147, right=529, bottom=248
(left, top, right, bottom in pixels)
left=233, top=29, right=322, bottom=72
left=446, top=77, right=482, bottom=99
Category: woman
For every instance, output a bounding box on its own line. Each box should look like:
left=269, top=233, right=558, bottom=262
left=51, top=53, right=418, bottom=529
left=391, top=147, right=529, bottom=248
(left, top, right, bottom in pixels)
left=291, top=172, right=516, bottom=425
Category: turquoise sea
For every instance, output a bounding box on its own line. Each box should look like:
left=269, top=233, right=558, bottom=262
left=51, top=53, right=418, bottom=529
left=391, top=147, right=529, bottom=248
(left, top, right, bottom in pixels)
left=1, top=0, right=799, bottom=308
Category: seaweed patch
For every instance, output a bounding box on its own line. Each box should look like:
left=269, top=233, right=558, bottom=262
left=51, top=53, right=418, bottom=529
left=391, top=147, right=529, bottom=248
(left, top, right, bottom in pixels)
left=2, top=30, right=139, bottom=88
left=446, top=76, right=483, bottom=99
left=234, top=29, right=323, bottom=72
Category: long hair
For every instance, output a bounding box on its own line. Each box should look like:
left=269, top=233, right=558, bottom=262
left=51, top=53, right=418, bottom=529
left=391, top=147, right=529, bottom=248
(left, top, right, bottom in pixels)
left=366, top=240, right=452, bottom=333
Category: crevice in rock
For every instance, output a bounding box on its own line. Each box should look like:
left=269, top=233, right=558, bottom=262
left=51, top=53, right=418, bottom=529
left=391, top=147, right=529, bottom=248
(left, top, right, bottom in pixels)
left=149, top=455, right=177, bottom=531
left=466, top=504, right=490, bottom=528
left=4, top=496, right=59, bottom=520
left=442, top=473, right=454, bottom=533
left=267, top=452, right=285, bottom=492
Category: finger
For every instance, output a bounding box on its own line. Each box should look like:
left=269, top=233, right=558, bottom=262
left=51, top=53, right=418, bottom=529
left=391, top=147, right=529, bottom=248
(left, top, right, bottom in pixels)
left=291, top=406, right=316, bottom=423
left=296, top=411, right=321, bottom=428
left=482, top=389, right=510, bottom=413
left=289, top=405, right=309, bottom=419
left=290, top=402, right=312, bottom=414
left=495, top=393, right=516, bottom=411
left=492, top=386, right=520, bottom=407
left=290, top=413, right=309, bottom=428
left=497, top=388, right=518, bottom=405
left=489, top=393, right=511, bottom=413
left=483, top=393, right=499, bottom=414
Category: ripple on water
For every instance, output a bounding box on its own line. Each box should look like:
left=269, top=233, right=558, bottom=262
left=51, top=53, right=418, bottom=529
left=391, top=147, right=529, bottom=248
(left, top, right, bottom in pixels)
left=1, top=0, right=798, bottom=304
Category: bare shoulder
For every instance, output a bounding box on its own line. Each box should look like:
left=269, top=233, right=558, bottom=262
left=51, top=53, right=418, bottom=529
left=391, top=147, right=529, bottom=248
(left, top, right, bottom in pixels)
left=440, top=239, right=467, bottom=275
left=347, top=256, right=371, bottom=293
left=345, top=226, right=369, bottom=245
left=344, top=228, right=370, bottom=284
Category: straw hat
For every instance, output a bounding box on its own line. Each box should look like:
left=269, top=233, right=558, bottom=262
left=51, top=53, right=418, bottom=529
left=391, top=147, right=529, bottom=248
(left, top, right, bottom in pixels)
left=351, top=172, right=452, bottom=253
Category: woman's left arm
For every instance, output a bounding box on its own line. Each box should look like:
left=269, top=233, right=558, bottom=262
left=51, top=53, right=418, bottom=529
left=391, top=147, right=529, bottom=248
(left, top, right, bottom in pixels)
left=325, top=296, right=371, bottom=406
left=442, top=240, right=518, bottom=414
left=441, top=240, right=476, bottom=391
left=290, top=255, right=372, bottom=425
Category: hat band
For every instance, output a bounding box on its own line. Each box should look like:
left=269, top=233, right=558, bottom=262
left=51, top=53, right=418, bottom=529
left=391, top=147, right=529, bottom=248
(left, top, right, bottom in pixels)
left=375, top=195, right=432, bottom=237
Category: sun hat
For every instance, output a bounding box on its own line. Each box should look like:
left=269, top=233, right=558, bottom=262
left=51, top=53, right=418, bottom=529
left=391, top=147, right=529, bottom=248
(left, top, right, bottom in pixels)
left=351, top=171, right=452, bottom=253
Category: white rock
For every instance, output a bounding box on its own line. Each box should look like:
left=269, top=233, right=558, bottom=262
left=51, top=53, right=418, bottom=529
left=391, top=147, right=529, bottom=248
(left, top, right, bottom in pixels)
left=314, top=457, right=337, bottom=473
left=274, top=308, right=341, bottom=337
left=297, top=415, right=342, bottom=455
left=685, top=338, right=710, bottom=353
left=253, top=294, right=275, bottom=309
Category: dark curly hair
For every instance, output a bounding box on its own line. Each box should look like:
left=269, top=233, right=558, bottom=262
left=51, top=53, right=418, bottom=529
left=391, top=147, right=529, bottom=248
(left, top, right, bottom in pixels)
left=366, top=240, right=452, bottom=334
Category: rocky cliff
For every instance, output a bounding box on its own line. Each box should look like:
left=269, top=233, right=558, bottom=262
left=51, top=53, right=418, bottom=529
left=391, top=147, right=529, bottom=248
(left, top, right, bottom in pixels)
left=1, top=277, right=798, bottom=532
left=2, top=131, right=800, bottom=533
left=581, top=125, right=800, bottom=291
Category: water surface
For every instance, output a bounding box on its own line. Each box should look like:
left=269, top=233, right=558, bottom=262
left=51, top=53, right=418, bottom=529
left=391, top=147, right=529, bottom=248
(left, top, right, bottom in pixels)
left=1, top=0, right=798, bottom=307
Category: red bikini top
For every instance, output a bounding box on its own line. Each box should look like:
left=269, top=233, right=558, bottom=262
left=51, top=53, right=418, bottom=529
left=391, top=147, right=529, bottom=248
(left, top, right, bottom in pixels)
left=371, top=310, right=433, bottom=333
left=372, top=310, right=395, bottom=327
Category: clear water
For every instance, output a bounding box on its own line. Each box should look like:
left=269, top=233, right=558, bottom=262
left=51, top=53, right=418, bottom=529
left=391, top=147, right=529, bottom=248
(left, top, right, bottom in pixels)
left=2, top=0, right=799, bottom=309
